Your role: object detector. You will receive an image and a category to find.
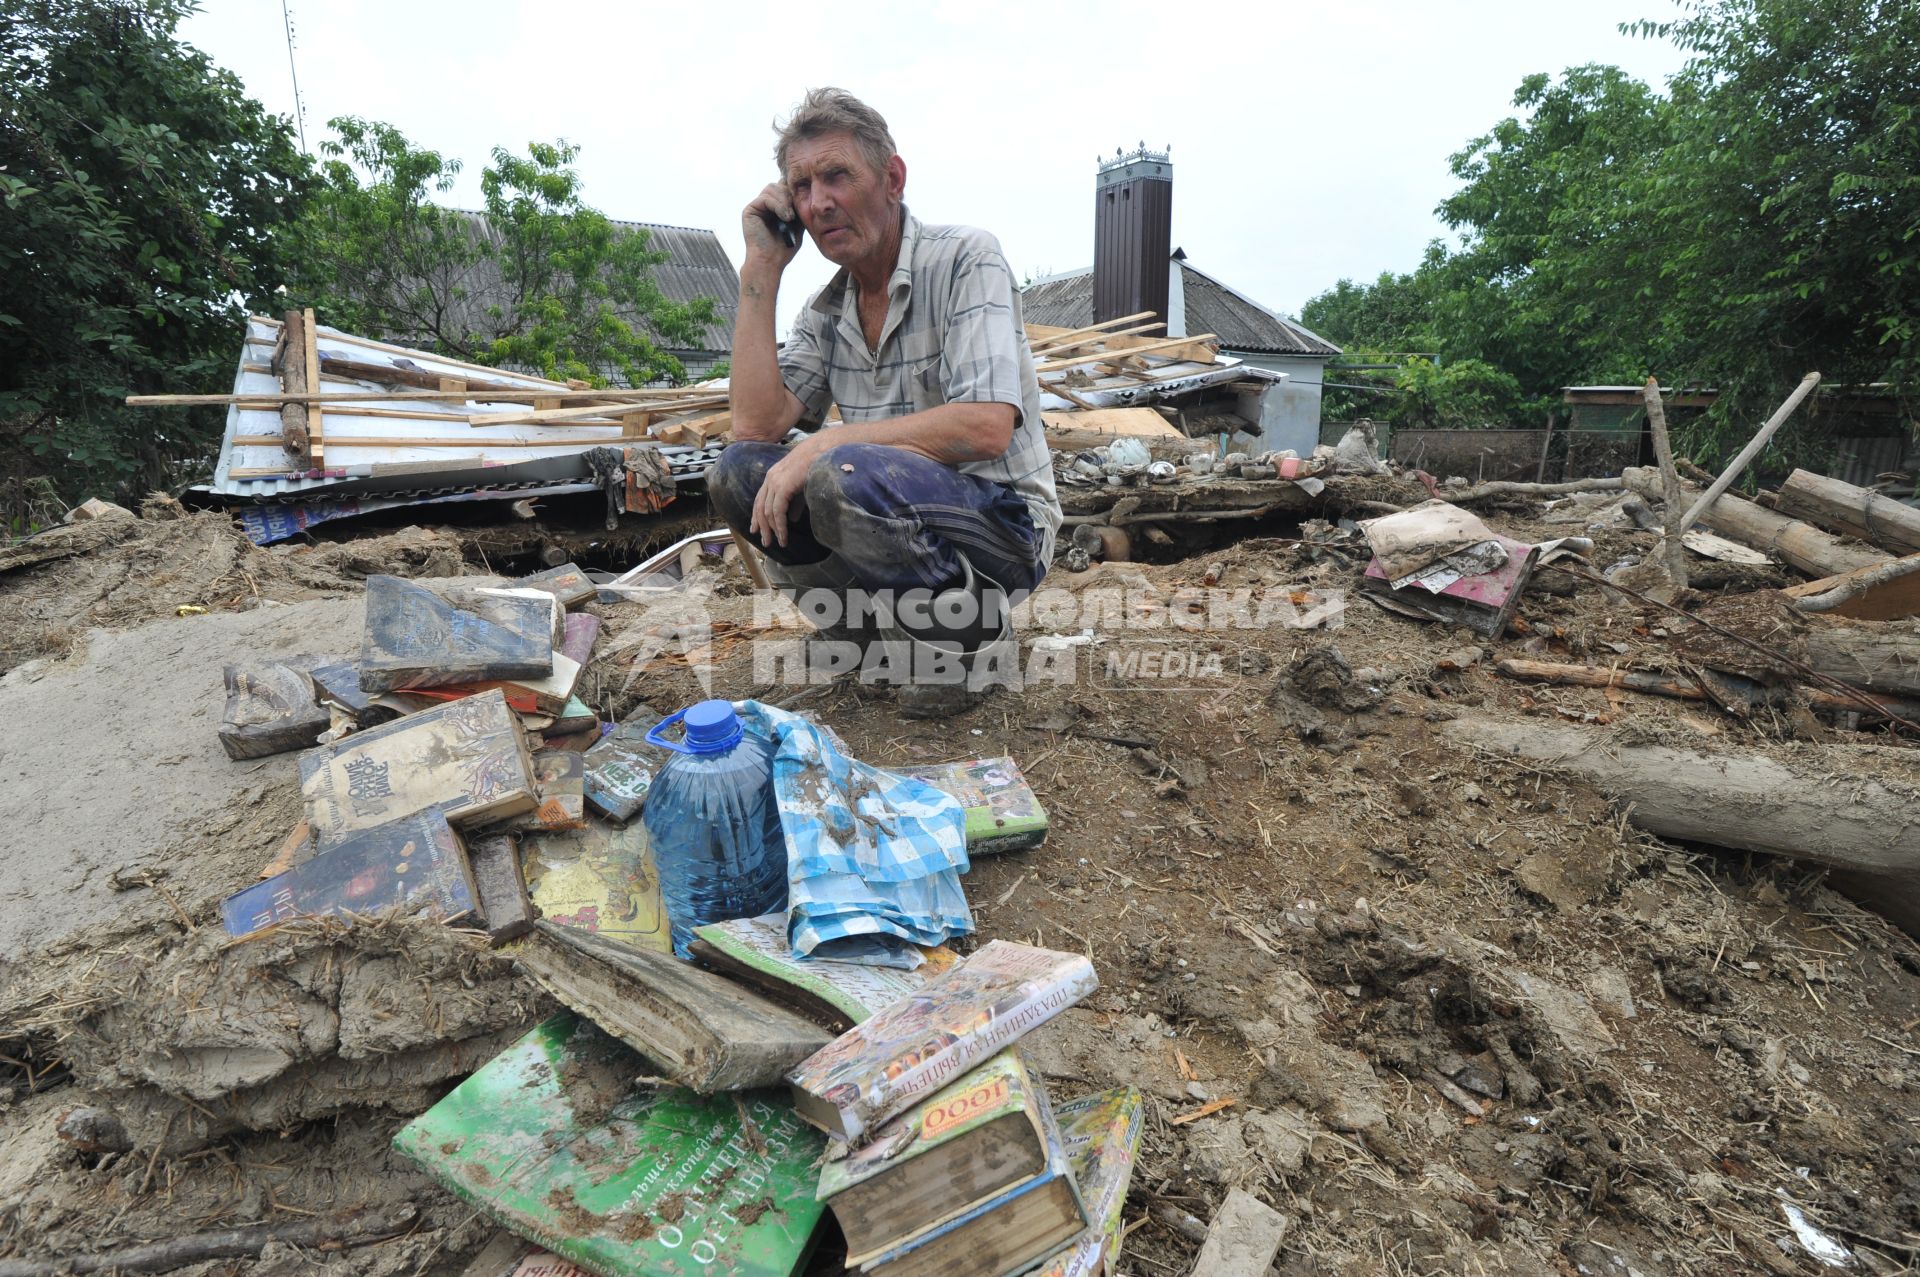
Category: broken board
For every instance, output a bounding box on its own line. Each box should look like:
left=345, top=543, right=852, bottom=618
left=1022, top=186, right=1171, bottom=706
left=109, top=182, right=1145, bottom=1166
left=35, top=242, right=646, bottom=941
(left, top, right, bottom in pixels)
left=1039, top=408, right=1183, bottom=439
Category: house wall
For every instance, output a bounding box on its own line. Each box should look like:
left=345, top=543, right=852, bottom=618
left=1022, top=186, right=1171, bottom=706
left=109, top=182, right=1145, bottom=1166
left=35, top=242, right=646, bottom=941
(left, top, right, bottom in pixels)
left=1229, top=352, right=1326, bottom=454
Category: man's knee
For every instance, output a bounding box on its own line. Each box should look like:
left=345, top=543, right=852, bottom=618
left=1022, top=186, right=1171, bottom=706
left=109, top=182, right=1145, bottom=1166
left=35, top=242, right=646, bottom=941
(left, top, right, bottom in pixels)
left=709, top=443, right=775, bottom=525
left=805, top=444, right=908, bottom=539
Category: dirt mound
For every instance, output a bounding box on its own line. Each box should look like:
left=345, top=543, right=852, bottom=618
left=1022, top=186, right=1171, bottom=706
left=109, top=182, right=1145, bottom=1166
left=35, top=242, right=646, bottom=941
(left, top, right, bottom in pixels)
left=0, top=500, right=470, bottom=677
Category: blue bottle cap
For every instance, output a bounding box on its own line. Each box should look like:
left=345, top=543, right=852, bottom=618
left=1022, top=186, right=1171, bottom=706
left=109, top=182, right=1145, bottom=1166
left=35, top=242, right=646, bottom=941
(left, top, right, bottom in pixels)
left=681, top=699, right=744, bottom=754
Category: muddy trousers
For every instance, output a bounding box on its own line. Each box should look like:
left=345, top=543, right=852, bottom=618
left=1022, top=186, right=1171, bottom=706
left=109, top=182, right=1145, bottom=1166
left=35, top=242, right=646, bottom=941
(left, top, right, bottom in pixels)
left=708, top=441, right=1044, bottom=596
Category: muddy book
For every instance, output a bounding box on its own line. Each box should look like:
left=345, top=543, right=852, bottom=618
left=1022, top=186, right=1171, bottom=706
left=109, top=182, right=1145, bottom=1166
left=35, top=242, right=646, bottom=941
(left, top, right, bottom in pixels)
left=515, top=562, right=599, bottom=609
left=220, top=808, right=478, bottom=936
left=359, top=574, right=553, bottom=692
left=509, top=749, right=586, bottom=833
left=219, top=662, right=328, bottom=760
left=787, top=940, right=1099, bottom=1143
left=856, top=1065, right=1085, bottom=1277
left=689, top=913, right=958, bottom=1031
left=817, top=1051, right=1068, bottom=1267
left=895, top=757, right=1048, bottom=855
left=1031, top=1087, right=1145, bottom=1277
left=522, top=820, right=670, bottom=954
left=583, top=713, right=664, bottom=824
left=298, top=688, right=537, bottom=843
left=394, top=1013, right=827, bottom=1277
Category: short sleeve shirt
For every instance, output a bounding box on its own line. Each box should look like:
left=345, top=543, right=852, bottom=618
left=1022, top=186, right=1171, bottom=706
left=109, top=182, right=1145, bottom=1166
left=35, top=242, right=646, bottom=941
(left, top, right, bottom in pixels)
left=777, top=208, right=1061, bottom=564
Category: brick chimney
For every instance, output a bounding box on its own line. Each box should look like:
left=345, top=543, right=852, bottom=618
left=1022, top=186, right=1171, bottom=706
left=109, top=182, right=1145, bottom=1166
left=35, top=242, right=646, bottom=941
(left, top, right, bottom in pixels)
left=1093, top=144, right=1173, bottom=326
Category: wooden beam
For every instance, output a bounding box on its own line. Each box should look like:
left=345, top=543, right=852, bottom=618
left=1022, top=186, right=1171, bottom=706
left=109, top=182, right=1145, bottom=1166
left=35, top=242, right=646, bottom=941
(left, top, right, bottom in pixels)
left=475, top=395, right=728, bottom=427
left=275, top=309, right=310, bottom=463
left=1033, top=333, right=1219, bottom=373
left=1783, top=553, right=1920, bottom=620
left=302, top=307, right=323, bottom=464
left=232, top=433, right=628, bottom=450
left=1022, top=311, right=1158, bottom=349
left=1030, top=320, right=1167, bottom=356
left=133, top=385, right=718, bottom=407
left=250, top=313, right=574, bottom=388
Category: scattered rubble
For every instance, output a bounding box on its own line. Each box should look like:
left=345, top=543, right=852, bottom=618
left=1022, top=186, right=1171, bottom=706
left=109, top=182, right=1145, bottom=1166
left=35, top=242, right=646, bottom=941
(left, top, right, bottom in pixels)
left=5, top=358, right=1920, bottom=1276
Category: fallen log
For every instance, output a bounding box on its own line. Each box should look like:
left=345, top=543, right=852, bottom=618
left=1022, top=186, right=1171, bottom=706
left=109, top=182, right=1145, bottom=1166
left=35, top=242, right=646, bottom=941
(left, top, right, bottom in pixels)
left=1692, top=491, right=1887, bottom=579
left=1803, top=626, right=1920, bottom=697
left=0, top=1204, right=416, bottom=1277
left=1441, top=716, right=1920, bottom=934
left=1494, top=657, right=1920, bottom=721
left=1437, top=477, right=1625, bottom=504
left=1775, top=469, right=1920, bottom=557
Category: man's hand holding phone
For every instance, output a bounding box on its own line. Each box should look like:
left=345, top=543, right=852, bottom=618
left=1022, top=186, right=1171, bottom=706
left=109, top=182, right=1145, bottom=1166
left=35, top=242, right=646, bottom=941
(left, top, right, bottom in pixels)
left=743, top=182, right=803, bottom=270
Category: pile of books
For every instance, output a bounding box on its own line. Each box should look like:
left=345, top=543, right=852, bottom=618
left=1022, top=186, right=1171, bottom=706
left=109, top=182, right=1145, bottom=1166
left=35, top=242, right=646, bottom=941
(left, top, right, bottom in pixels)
left=396, top=933, right=1141, bottom=1277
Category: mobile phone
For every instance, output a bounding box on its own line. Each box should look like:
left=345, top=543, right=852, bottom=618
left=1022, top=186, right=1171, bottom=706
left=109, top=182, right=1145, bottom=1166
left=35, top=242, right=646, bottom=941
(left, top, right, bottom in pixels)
left=761, top=209, right=801, bottom=249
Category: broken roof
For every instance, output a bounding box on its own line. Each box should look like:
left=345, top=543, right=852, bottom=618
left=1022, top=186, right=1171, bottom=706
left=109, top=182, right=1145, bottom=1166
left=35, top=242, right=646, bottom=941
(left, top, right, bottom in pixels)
left=1023, top=259, right=1340, bottom=359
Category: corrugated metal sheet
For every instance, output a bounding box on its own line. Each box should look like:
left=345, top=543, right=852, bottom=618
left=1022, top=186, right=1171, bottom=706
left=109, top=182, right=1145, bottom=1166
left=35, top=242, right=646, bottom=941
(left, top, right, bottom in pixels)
left=202, top=317, right=718, bottom=499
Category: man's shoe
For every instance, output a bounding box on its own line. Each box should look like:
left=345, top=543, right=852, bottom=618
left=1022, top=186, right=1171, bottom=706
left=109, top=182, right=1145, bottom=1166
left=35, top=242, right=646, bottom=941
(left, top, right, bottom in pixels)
left=887, top=558, right=1018, bottom=720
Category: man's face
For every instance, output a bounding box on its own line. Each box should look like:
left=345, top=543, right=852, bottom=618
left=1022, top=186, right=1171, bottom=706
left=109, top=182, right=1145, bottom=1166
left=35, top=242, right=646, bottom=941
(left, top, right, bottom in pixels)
left=785, top=132, right=906, bottom=270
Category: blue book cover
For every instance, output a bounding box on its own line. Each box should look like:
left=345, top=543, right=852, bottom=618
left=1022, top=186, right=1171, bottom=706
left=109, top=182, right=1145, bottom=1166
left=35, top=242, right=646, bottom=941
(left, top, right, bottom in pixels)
left=221, top=808, right=478, bottom=937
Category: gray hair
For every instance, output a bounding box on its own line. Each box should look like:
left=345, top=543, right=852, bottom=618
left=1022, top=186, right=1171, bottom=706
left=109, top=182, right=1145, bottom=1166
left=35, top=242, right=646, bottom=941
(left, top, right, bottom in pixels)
left=774, top=88, right=897, bottom=179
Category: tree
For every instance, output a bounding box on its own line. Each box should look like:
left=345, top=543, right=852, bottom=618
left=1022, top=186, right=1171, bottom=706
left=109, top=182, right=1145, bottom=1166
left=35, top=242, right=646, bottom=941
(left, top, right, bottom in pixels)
left=1299, top=270, right=1434, bottom=355
left=0, top=0, right=309, bottom=521
left=1634, top=0, right=1920, bottom=419
left=288, top=120, right=717, bottom=386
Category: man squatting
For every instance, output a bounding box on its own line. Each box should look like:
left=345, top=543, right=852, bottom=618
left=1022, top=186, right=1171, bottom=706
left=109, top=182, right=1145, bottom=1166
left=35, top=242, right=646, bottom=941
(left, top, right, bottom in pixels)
left=713, top=88, right=1062, bottom=718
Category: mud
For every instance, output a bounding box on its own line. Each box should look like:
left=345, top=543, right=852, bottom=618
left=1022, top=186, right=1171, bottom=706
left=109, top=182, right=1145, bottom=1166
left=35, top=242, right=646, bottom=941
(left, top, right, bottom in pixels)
left=3, top=497, right=1919, bottom=1274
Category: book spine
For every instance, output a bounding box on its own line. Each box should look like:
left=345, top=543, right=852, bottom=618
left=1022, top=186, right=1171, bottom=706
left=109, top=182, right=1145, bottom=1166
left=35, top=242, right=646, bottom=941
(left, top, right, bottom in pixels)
left=849, top=961, right=1097, bottom=1140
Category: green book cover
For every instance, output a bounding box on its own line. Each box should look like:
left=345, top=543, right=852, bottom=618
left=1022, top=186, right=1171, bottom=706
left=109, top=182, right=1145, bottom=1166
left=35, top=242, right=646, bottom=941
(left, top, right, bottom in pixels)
left=393, top=1014, right=826, bottom=1277
left=816, top=1050, right=1034, bottom=1202
left=691, top=914, right=958, bottom=1028
left=1033, top=1087, right=1145, bottom=1277
left=896, top=757, right=1048, bottom=855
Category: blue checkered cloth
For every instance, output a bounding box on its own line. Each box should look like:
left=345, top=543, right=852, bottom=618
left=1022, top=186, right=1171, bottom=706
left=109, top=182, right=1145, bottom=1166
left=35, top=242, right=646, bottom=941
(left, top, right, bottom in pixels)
left=737, top=702, right=973, bottom=966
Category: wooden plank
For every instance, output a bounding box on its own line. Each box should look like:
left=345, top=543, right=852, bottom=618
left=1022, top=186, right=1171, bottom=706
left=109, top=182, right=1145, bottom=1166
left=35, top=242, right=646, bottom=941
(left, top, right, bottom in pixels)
left=1034, top=333, right=1219, bottom=373
left=1783, top=553, right=1920, bottom=620
left=302, top=308, right=323, bottom=465
left=137, top=385, right=720, bottom=406
left=277, top=308, right=311, bottom=462
left=233, top=434, right=625, bottom=450
left=1030, top=319, right=1167, bottom=356
left=1022, top=311, right=1157, bottom=349
left=1040, top=408, right=1184, bottom=438
left=476, top=394, right=730, bottom=428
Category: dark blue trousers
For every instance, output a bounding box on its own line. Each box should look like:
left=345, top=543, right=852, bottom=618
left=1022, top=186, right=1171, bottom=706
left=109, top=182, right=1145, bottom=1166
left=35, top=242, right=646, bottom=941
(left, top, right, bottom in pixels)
left=708, top=441, right=1045, bottom=594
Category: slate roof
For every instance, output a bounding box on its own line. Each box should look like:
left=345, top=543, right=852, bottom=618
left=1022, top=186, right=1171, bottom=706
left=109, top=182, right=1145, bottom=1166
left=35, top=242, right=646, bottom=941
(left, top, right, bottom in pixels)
left=1021, top=259, right=1340, bottom=358
left=405, top=211, right=738, bottom=360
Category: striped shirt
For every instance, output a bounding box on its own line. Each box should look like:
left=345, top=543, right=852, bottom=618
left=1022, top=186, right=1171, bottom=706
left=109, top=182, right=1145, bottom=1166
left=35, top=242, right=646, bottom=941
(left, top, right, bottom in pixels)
left=778, top=207, right=1061, bottom=565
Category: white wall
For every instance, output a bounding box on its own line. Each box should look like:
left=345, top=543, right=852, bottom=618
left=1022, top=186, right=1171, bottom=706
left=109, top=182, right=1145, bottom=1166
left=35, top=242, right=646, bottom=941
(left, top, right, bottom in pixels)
left=1230, top=353, right=1327, bottom=454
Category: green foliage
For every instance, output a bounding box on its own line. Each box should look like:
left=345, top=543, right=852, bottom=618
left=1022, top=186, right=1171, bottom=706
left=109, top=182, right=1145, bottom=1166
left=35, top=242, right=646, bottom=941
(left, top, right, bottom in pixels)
left=1302, top=0, right=1920, bottom=462
left=0, top=0, right=308, bottom=520
left=1298, top=270, right=1434, bottom=355
left=1389, top=358, right=1542, bottom=430
left=288, top=121, right=716, bottom=386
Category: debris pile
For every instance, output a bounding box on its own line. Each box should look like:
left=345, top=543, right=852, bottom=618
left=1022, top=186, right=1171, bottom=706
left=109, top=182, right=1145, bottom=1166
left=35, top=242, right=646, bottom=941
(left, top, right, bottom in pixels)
left=2, top=350, right=1919, bottom=1275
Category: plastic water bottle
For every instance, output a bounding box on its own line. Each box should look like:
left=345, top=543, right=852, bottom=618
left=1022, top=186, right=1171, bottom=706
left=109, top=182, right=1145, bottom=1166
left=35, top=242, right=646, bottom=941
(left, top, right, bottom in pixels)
left=643, top=700, right=788, bottom=958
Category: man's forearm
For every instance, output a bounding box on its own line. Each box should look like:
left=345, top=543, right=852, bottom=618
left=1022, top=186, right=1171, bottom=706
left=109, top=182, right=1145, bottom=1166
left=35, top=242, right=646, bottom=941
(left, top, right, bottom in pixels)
left=730, top=266, right=793, bottom=442
left=813, top=403, right=1016, bottom=466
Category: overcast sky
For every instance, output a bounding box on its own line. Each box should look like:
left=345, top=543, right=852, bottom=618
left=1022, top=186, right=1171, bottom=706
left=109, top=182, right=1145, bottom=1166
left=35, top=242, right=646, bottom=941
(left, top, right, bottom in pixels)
left=183, top=0, right=1688, bottom=333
